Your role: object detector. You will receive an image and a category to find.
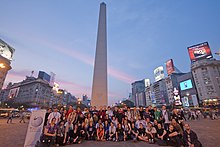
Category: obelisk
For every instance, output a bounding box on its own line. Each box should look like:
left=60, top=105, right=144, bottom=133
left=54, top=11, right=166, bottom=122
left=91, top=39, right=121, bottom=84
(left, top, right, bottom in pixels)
left=91, top=2, right=108, bottom=107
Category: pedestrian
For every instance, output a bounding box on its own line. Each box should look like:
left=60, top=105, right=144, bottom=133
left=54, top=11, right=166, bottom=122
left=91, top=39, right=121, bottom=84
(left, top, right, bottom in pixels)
left=7, top=111, right=13, bottom=123
left=19, top=110, right=26, bottom=123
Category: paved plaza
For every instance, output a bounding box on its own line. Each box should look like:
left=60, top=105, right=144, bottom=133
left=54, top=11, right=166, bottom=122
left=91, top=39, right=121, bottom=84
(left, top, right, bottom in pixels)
left=0, top=118, right=219, bottom=147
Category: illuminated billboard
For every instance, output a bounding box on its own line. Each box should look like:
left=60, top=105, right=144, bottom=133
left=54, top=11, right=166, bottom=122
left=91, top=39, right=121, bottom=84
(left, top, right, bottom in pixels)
left=166, top=59, right=175, bottom=75
left=154, top=66, right=165, bottom=82
left=144, top=79, right=150, bottom=87
left=188, top=42, right=212, bottom=62
left=0, top=39, right=15, bottom=61
left=180, top=79, right=193, bottom=91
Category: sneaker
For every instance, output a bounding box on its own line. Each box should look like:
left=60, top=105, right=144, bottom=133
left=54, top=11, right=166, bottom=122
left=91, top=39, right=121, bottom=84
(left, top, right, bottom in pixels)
left=149, top=139, right=152, bottom=144
left=151, top=139, right=154, bottom=144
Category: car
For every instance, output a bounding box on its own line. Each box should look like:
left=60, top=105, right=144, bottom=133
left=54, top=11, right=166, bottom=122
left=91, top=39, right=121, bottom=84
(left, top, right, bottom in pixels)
left=0, top=112, right=8, bottom=118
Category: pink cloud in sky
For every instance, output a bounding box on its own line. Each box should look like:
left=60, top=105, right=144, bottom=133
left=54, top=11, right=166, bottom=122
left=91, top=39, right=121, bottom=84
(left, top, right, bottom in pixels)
left=38, top=40, right=136, bottom=84
left=4, top=69, right=124, bottom=101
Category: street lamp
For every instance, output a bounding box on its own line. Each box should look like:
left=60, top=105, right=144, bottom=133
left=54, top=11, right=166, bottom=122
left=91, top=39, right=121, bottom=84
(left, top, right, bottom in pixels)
left=0, top=63, right=5, bottom=68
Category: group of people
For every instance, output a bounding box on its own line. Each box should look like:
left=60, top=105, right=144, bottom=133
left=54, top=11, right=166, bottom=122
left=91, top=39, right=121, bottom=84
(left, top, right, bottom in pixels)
left=40, top=105, right=202, bottom=147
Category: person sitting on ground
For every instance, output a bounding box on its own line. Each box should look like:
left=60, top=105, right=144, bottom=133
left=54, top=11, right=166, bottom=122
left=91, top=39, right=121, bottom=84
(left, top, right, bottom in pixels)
left=109, top=122, right=116, bottom=141
left=145, top=122, right=157, bottom=144
left=87, top=121, right=96, bottom=140
left=183, top=123, right=202, bottom=147
left=131, top=122, right=139, bottom=142
left=43, top=117, right=57, bottom=145
left=156, top=123, right=168, bottom=146
left=116, top=123, right=126, bottom=141
left=137, top=123, right=148, bottom=142
left=166, top=124, right=183, bottom=147
left=97, top=124, right=105, bottom=141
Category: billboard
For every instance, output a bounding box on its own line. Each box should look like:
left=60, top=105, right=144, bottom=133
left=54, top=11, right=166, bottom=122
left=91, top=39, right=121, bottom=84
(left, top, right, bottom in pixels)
left=0, top=39, right=15, bottom=61
left=188, top=42, right=212, bottom=62
left=154, top=66, right=165, bottom=82
left=166, top=59, right=175, bottom=75
left=180, top=79, right=193, bottom=91
left=144, top=79, right=150, bottom=87
left=8, top=87, right=20, bottom=98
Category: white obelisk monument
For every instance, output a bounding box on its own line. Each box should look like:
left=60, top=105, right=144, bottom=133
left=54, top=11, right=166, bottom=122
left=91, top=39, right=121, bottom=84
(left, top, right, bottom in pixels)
left=91, top=2, right=108, bottom=107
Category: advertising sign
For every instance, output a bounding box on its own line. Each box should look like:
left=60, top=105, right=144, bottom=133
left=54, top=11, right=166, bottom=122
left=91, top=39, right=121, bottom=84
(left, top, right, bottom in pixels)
left=180, top=79, right=193, bottom=91
left=166, top=59, right=175, bottom=75
left=154, top=66, right=165, bottom=82
left=8, top=87, right=20, bottom=98
left=173, top=88, right=182, bottom=106
left=182, top=97, right=189, bottom=107
left=192, top=94, right=199, bottom=106
left=0, top=39, right=15, bottom=61
left=188, top=42, right=212, bottom=62
left=24, top=109, right=46, bottom=147
left=144, top=79, right=150, bottom=87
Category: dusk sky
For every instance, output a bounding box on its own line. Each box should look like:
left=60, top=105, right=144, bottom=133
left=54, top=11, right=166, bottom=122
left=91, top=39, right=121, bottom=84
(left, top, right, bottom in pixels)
left=1, top=0, right=220, bottom=105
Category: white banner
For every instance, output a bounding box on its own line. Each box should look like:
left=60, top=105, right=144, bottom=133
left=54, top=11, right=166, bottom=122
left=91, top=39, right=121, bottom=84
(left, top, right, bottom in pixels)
left=192, top=94, right=199, bottom=106
left=24, top=109, right=46, bottom=147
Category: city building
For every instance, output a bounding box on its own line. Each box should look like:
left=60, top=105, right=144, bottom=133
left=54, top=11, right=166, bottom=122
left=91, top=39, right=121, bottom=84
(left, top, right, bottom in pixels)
left=145, top=85, right=153, bottom=106
left=91, top=2, right=108, bottom=107
left=151, top=79, right=169, bottom=106
left=38, top=71, right=51, bottom=83
left=191, top=59, right=220, bottom=105
left=0, top=76, right=52, bottom=107
left=165, top=73, right=186, bottom=104
left=131, top=80, right=146, bottom=106
left=177, top=72, right=199, bottom=107
left=0, top=39, right=15, bottom=90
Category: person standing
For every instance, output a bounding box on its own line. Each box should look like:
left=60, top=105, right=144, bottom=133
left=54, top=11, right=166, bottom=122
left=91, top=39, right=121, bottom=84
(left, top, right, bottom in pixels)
left=47, top=107, right=61, bottom=125
left=19, top=110, right=26, bottom=123
left=161, top=105, right=171, bottom=131
left=7, top=111, right=13, bottom=123
left=44, top=108, right=52, bottom=126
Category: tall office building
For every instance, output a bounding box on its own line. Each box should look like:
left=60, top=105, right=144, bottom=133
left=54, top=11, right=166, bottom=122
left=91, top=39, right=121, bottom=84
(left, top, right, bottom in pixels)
left=132, top=80, right=146, bottom=106
left=0, top=39, right=15, bottom=90
left=191, top=59, right=220, bottom=102
left=91, top=2, right=108, bottom=107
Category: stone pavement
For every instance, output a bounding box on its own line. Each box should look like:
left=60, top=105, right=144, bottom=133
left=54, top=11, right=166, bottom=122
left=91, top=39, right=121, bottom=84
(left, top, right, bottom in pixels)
left=0, top=118, right=219, bottom=147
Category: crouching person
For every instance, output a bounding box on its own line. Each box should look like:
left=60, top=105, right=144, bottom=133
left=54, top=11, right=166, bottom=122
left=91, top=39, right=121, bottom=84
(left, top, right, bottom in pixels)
left=97, top=124, right=105, bottom=141
left=116, top=123, right=126, bottom=141
left=56, top=121, right=65, bottom=146
left=71, top=124, right=81, bottom=144
left=109, top=122, right=116, bottom=141
left=146, top=122, right=157, bottom=144
left=87, top=121, right=96, bottom=140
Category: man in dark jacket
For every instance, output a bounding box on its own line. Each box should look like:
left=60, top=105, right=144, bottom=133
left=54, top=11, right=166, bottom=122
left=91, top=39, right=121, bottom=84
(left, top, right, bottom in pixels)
left=183, top=123, right=202, bottom=147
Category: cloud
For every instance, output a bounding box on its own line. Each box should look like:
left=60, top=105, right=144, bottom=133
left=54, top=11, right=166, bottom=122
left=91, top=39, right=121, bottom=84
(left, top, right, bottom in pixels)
left=34, top=38, right=136, bottom=84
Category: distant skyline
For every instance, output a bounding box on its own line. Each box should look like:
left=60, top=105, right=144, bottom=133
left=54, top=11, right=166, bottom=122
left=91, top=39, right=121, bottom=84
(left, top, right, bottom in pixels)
left=1, top=0, right=220, bottom=105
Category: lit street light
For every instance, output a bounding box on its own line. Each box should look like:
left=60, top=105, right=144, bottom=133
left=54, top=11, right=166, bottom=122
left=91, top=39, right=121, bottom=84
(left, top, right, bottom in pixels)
left=0, top=63, right=5, bottom=68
